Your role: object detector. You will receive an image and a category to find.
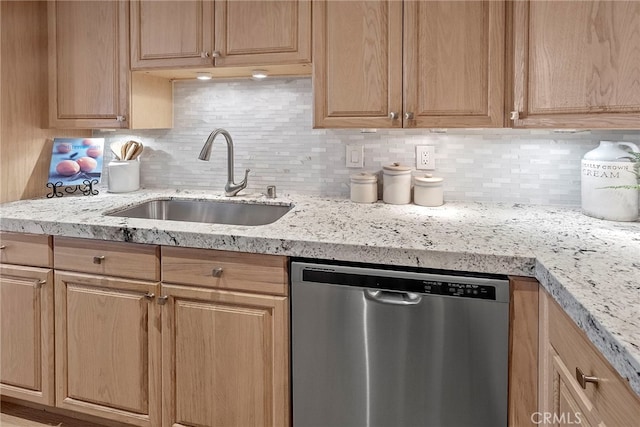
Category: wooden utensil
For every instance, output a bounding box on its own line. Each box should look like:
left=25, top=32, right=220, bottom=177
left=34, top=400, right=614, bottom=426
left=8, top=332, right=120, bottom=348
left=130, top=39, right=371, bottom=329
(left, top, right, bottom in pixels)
left=121, top=140, right=143, bottom=160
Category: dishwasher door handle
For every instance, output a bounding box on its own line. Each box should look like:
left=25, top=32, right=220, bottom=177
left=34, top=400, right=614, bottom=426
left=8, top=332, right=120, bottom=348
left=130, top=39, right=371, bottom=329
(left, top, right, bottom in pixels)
left=365, top=290, right=422, bottom=305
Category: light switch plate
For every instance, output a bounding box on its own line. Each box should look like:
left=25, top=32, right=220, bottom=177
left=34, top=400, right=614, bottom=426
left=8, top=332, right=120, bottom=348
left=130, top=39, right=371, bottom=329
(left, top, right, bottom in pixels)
left=346, top=145, right=364, bottom=168
left=416, top=145, right=435, bottom=170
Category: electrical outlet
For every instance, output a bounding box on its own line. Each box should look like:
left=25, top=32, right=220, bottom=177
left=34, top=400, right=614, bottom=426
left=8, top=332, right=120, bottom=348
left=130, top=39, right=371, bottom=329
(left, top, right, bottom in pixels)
left=346, top=144, right=364, bottom=168
left=416, top=145, right=435, bottom=170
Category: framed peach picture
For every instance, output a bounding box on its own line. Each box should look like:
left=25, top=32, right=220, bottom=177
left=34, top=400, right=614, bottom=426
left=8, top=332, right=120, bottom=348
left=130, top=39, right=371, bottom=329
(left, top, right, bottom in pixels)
left=48, top=137, right=104, bottom=186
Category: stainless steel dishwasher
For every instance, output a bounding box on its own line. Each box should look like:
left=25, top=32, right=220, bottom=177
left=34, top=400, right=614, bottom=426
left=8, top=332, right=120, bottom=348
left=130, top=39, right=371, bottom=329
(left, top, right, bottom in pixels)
left=291, top=260, right=510, bottom=427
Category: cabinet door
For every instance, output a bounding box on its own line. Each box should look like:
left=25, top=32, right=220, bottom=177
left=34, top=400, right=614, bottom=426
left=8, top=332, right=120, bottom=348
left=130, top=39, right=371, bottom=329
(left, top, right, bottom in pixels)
left=539, top=289, right=640, bottom=426
left=214, top=0, right=311, bottom=67
left=544, top=350, right=599, bottom=427
left=313, top=0, right=403, bottom=128
left=55, top=272, right=161, bottom=427
left=130, top=0, right=214, bottom=69
left=0, top=265, right=54, bottom=406
left=162, top=284, right=289, bottom=427
left=404, top=0, right=505, bottom=128
left=48, top=0, right=129, bottom=128
left=512, top=0, right=640, bottom=128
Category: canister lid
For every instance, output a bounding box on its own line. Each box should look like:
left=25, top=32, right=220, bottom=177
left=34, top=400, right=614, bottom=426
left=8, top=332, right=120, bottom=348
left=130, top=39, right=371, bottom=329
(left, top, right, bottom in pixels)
left=383, top=162, right=412, bottom=174
left=414, top=174, right=444, bottom=186
left=350, top=172, right=377, bottom=183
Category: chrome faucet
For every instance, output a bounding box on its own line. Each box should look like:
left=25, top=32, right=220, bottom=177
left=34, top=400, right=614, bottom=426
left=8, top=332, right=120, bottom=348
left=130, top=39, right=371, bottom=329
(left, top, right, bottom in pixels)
left=198, top=128, right=250, bottom=196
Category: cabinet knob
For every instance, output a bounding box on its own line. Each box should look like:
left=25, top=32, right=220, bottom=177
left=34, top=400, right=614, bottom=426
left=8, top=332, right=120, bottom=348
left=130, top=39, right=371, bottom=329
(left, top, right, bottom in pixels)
left=510, top=111, right=520, bottom=120
left=0, top=245, right=6, bottom=250
left=144, top=293, right=155, bottom=300
left=212, top=50, right=221, bottom=58
left=200, top=51, right=210, bottom=58
left=116, top=115, right=126, bottom=122
left=576, top=367, right=599, bottom=389
left=35, top=279, right=46, bottom=288
left=157, top=296, right=169, bottom=305
left=212, top=267, right=224, bottom=278
left=404, top=112, right=414, bottom=120
left=93, top=255, right=105, bottom=264
left=389, top=112, right=398, bottom=120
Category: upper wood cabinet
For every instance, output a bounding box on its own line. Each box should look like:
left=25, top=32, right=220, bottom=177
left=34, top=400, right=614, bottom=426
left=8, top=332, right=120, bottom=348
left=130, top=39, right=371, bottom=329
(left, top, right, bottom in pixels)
left=404, top=0, right=504, bottom=128
left=511, top=0, right=640, bottom=128
left=130, top=0, right=311, bottom=70
left=313, top=0, right=505, bottom=128
left=313, top=0, right=403, bottom=129
left=214, top=0, right=311, bottom=67
left=48, top=0, right=172, bottom=129
left=130, top=0, right=214, bottom=69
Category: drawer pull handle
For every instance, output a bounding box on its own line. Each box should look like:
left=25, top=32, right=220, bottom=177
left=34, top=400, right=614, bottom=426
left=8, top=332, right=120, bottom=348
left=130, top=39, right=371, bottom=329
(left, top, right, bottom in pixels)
left=212, top=267, right=224, bottom=278
left=93, top=255, right=105, bottom=264
left=157, top=296, right=169, bottom=305
left=144, top=293, right=155, bottom=300
left=576, top=367, right=599, bottom=389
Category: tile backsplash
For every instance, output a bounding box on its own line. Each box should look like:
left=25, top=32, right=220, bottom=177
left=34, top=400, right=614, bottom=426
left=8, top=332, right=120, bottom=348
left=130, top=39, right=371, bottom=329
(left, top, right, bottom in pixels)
left=98, top=77, right=640, bottom=206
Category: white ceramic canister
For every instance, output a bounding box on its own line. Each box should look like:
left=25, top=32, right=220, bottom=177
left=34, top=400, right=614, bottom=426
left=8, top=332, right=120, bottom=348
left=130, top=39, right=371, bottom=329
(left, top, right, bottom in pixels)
left=414, top=174, right=444, bottom=207
left=108, top=160, right=140, bottom=193
left=350, top=172, right=378, bottom=203
left=383, top=163, right=412, bottom=204
left=581, top=141, right=639, bottom=221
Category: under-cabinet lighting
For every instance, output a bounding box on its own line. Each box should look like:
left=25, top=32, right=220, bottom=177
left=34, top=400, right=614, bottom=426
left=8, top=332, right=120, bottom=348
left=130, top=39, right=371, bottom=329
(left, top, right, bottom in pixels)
left=196, top=72, right=212, bottom=81
left=552, top=129, right=589, bottom=134
left=252, top=69, right=268, bottom=79
left=360, top=129, right=378, bottom=133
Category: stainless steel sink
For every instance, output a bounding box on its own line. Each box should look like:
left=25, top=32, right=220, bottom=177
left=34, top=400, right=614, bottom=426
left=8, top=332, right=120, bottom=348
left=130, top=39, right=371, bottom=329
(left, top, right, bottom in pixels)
left=106, top=199, right=292, bottom=226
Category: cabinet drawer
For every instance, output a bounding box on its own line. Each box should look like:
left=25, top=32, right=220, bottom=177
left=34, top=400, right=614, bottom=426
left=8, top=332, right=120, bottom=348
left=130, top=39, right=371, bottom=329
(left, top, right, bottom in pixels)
left=548, top=297, right=640, bottom=425
left=0, top=232, right=52, bottom=268
left=162, top=247, right=288, bottom=296
left=54, top=237, right=160, bottom=281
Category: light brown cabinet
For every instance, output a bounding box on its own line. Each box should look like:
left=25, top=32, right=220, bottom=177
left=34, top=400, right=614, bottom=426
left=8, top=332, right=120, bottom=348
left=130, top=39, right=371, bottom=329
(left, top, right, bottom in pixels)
left=130, top=0, right=311, bottom=70
left=12, top=237, right=290, bottom=426
left=53, top=237, right=162, bottom=426
left=54, top=272, right=161, bottom=427
left=313, top=0, right=505, bottom=128
left=539, top=289, right=640, bottom=426
left=213, top=0, right=311, bottom=68
left=161, top=284, right=288, bottom=427
left=48, top=0, right=172, bottom=129
left=160, top=246, right=289, bottom=427
left=511, top=0, right=640, bottom=128
left=0, top=233, right=54, bottom=406
left=130, top=0, right=214, bottom=69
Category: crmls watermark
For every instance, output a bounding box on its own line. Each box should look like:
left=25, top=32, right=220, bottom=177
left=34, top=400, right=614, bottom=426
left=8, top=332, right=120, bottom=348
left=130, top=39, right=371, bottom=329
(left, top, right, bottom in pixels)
left=531, top=412, right=583, bottom=425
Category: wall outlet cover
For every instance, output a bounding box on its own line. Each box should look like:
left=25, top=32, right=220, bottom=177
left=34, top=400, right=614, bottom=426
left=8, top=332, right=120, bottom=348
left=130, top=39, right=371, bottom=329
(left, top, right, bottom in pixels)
left=416, top=145, right=435, bottom=170
left=346, top=144, right=364, bottom=168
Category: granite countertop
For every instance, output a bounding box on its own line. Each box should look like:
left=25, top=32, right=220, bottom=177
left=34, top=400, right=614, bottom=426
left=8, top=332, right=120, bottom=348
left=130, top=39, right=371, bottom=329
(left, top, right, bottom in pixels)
left=1, top=189, right=638, bottom=396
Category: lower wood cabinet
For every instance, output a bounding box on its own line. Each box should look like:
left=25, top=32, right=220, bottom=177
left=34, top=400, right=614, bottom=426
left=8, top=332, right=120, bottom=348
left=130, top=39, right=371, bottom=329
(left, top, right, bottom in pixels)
left=54, top=271, right=161, bottom=427
left=539, top=289, right=640, bottom=426
left=0, top=264, right=54, bottom=406
left=161, top=284, right=289, bottom=427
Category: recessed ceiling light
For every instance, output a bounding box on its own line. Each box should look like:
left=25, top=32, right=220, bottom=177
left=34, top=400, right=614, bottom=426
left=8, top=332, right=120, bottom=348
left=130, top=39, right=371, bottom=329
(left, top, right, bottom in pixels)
left=196, top=72, right=212, bottom=80
left=251, top=69, right=268, bottom=80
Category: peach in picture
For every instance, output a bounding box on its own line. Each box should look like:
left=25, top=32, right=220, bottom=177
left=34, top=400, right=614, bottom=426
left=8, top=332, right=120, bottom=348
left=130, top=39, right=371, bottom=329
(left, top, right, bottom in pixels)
left=56, top=160, right=80, bottom=176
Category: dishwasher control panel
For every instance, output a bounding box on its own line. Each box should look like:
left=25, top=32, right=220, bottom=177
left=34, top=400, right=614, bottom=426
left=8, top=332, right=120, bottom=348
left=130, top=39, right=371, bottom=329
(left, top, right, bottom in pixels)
left=302, top=268, right=502, bottom=301
left=423, top=280, right=496, bottom=300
